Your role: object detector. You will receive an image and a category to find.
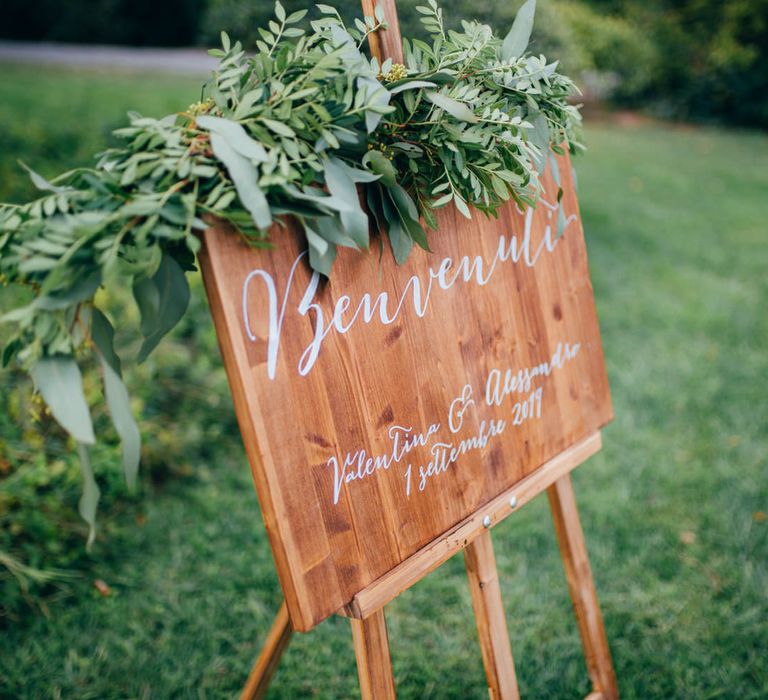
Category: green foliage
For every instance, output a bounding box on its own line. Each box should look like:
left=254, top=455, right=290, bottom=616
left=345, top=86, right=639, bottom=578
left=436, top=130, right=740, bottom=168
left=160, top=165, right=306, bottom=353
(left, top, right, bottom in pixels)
left=0, top=273, right=238, bottom=620
left=0, top=69, right=201, bottom=206
left=549, top=1, right=658, bottom=98
left=4, top=0, right=767, bottom=126
left=640, top=0, right=768, bottom=127
left=2, top=111, right=767, bottom=697
left=0, top=362, right=135, bottom=620
left=0, top=66, right=207, bottom=617
left=0, top=0, right=582, bottom=543
left=372, top=2, right=582, bottom=235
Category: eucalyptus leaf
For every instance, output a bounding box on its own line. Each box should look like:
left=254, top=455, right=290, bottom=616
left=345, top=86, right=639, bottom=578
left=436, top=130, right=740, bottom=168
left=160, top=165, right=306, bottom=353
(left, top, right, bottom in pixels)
left=530, top=112, right=550, bottom=174
left=262, top=118, right=296, bottom=138
left=502, top=0, right=536, bottom=61
left=30, top=356, right=95, bottom=444
left=197, top=115, right=268, bottom=162
left=359, top=76, right=391, bottom=133
left=135, top=253, right=191, bottom=362
left=323, top=156, right=369, bottom=249
left=331, top=159, right=381, bottom=184
left=425, top=91, right=478, bottom=123
left=98, top=351, right=141, bottom=489
left=388, top=80, right=437, bottom=95
left=20, top=162, right=69, bottom=194
left=76, top=443, right=100, bottom=550
left=363, top=150, right=397, bottom=186
left=431, top=192, right=454, bottom=208
left=388, top=186, right=430, bottom=251
left=382, top=209, right=413, bottom=264
left=208, top=131, right=272, bottom=230
left=286, top=9, right=308, bottom=23
left=133, top=276, right=160, bottom=338
left=91, top=308, right=122, bottom=376
left=454, top=194, right=472, bottom=218
left=548, top=152, right=561, bottom=188
left=304, top=223, right=337, bottom=277
left=311, top=214, right=358, bottom=249
left=2, top=337, right=22, bottom=367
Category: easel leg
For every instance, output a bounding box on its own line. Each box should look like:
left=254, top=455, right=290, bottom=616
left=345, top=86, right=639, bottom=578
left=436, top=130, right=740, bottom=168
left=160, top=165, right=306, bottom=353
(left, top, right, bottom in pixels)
left=548, top=475, right=619, bottom=700
left=351, top=608, right=397, bottom=699
left=241, top=600, right=293, bottom=700
left=464, top=530, right=520, bottom=700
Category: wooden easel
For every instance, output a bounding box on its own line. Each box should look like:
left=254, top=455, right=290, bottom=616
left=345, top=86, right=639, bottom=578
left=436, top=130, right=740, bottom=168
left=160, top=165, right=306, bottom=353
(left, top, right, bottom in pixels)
left=213, top=2, right=618, bottom=697
left=241, top=435, right=618, bottom=700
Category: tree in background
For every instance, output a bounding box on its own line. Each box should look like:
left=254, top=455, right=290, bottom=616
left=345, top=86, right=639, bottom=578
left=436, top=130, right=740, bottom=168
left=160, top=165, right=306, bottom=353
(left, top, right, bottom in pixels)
left=2, top=0, right=766, bottom=127
left=655, top=0, right=767, bottom=127
left=582, top=0, right=768, bottom=127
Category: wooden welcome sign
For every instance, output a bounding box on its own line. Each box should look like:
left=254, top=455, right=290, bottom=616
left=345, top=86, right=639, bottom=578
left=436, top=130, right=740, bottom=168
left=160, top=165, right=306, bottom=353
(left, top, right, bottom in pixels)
left=198, top=2, right=618, bottom=698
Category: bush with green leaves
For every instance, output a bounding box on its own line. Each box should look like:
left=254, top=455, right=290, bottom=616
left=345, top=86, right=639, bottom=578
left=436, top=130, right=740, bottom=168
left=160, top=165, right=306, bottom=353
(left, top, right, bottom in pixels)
left=0, top=274, right=236, bottom=621
left=640, top=0, right=768, bottom=127
left=547, top=1, right=657, bottom=99
left=0, top=0, right=582, bottom=545
left=565, top=0, right=768, bottom=127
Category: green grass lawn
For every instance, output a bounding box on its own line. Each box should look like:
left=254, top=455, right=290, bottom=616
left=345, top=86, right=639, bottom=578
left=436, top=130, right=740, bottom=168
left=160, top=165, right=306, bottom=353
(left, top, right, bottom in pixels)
left=1, top=64, right=767, bottom=698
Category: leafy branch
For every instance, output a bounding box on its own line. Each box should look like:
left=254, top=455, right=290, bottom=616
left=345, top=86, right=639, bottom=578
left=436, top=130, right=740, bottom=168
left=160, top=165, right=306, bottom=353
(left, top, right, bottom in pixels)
left=0, top=0, right=583, bottom=544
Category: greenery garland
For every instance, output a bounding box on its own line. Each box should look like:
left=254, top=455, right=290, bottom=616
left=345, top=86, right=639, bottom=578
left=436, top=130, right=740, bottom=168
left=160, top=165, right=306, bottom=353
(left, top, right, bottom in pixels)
left=0, top=0, right=581, bottom=543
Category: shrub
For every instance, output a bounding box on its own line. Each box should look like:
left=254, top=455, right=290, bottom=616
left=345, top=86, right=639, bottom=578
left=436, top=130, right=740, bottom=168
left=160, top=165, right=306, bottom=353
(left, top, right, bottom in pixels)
left=552, top=1, right=658, bottom=99
left=641, top=0, right=768, bottom=127
left=0, top=361, right=135, bottom=621
left=0, top=275, right=237, bottom=622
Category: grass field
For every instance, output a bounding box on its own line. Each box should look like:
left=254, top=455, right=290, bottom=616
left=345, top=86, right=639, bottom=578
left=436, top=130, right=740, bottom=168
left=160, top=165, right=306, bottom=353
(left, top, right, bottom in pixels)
left=1, top=64, right=767, bottom=698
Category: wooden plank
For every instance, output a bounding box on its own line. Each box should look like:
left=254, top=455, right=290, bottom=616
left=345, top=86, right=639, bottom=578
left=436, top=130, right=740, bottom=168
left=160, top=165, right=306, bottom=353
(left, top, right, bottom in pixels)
left=199, top=222, right=321, bottom=631
left=198, top=0, right=612, bottom=631
left=361, top=0, right=404, bottom=63
left=464, top=530, right=520, bottom=700
left=200, top=156, right=612, bottom=632
left=351, top=609, right=397, bottom=700
left=240, top=601, right=293, bottom=700
left=548, top=475, right=619, bottom=700
left=344, top=431, right=601, bottom=619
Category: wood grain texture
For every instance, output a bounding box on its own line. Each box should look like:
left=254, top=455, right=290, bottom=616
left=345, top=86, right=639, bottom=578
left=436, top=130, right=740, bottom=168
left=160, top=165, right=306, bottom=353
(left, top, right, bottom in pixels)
left=548, top=475, right=619, bottom=700
left=464, top=530, right=520, bottom=700
left=240, top=600, right=293, bottom=700
left=199, top=151, right=612, bottom=631
left=343, top=431, right=602, bottom=620
left=351, top=609, right=397, bottom=699
left=360, top=0, right=404, bottom=63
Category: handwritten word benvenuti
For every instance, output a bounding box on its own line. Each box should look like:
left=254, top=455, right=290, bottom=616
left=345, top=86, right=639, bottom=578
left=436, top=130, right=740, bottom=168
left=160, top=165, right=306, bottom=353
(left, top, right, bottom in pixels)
left=238, top=196, right=580, bottom=505
left=242, top=197, right=576, bottom=379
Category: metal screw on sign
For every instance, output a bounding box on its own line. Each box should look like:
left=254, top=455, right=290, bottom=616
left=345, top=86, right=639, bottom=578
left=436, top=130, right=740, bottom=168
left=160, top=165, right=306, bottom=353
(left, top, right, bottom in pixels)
left=483, top=515, right=492, bottom=528
left=509, top=495, right=518, bottom=509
